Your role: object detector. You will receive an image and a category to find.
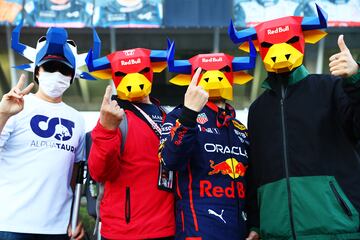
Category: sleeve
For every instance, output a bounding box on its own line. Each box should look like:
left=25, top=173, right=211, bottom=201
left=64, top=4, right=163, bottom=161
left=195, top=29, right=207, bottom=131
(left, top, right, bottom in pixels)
left=88, top=119, right=122, bottom=183
left=245, top=104, right=260, bottom=233
left=0, top=115, right=16, bottom=150
left=159, top=106, right=199, bottom=171
left=74, top=116, right=86, bottom=163
left=334, top=69, right=360, bottom=143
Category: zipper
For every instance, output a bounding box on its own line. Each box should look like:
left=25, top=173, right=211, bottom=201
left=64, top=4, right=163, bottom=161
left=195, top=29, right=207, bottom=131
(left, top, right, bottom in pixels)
left=125, top=187, right=131, bottom=224
left=352, top=147, right=360, bottom=164
left=329, top=181, right=352, bottom=217
left=280, top=84, right=296, bottom=240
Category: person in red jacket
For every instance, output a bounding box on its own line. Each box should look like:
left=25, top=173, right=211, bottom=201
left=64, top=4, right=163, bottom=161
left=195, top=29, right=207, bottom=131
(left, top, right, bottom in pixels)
left=86, top=34, right=175, bottom=240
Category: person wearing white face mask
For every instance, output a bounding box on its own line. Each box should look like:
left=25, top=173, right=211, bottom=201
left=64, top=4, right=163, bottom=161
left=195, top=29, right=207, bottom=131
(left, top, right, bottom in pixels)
left=36, top=56, right=73, bottom=101
left=0, top=25, right=87, bottom=240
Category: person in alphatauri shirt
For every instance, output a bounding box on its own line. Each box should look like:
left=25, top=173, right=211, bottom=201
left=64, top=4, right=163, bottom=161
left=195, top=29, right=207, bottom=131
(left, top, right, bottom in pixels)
left=0, top=25, right=86, bottom=240
left=159, top=37, right=257, bottom=239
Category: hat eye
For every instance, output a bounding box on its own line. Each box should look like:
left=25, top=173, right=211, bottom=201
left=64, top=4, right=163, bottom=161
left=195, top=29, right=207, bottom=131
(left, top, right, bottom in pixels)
left=38, top=36, right=46, bottom=43
left=115, top=71, right=126, bottom=77
left=67, top=39, right=76, bottom=47
left=220, top=65, right=231, bottom=73
left=286, top=36, right=300, bottom=44
left=139, top=67, right=150, bottom=74
left=195, top=67, right=207, bottom=75
left=260, top=41, right=273, bottom=48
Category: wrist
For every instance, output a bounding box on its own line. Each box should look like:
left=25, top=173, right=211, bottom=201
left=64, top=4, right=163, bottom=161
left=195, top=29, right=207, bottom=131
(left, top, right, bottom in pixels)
left=99, top=120, right=119, bottom=131
left=0, top=111, right=11, bottom=120
left=178, top=106, right=198, bottom=128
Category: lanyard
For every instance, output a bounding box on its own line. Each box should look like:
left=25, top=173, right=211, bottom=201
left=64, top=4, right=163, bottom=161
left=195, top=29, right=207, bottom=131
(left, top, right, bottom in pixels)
left=132, top=103, right=162, bottom=138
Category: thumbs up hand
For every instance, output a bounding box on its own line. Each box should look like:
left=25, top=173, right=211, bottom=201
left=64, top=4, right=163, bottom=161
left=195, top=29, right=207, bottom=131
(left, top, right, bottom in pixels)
left=99, top=85, right=125, bottom=130
left=184, top=67, right=209, bottom=112
left=329, top=35, right=359, bottom=78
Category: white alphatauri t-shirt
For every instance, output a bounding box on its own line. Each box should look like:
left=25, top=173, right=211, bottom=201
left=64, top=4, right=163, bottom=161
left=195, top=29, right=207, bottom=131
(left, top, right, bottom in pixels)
left=0, top=94, right=85, bottom=234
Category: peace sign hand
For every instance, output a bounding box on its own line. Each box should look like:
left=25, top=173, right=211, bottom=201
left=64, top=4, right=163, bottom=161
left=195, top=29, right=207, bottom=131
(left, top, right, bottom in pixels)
left=0, top=74, right=34, bottom=118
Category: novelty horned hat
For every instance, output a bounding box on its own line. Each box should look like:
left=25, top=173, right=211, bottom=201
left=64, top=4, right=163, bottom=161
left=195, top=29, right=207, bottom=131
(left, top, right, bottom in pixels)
left=11, top=21, right=98, bottom=83
left=228, top=4, right=328, bottom=73
left=166, top=40, right=256, bottom=101
left=85, top=30, right=168, bottom=101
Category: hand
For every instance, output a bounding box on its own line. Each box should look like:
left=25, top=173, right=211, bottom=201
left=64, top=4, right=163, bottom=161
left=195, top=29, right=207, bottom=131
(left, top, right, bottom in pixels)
left=329, top=35, right=359, bottom=78
left=246, top=231, right=260, bottom=240
left=67, top=221, right=85, bottom=240
left=184, top=67, right=209, bottom=112
left=0, top=74, right=34, bottom=118
left=99, top=85, right=125, bottom=130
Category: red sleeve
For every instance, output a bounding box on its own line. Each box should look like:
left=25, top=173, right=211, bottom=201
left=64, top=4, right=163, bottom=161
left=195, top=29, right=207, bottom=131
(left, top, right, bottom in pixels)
left=88, top=120, right=122, bottom=182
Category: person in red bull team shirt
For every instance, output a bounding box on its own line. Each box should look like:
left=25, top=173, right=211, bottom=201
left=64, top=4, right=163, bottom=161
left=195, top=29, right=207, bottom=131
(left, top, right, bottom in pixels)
left=158, top=40, right=258, bottom=240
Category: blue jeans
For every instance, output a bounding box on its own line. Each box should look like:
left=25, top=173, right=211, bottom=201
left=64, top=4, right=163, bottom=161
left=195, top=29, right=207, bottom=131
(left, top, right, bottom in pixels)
left=0, top=231, right=69, bottom=240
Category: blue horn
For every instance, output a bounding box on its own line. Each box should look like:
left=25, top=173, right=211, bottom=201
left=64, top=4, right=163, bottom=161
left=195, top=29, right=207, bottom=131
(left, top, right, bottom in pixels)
left=167, top=41, right=192, bottom=74
left=11, top=21, right=36, bottom=61
left=232, top=40, right=257, bottom=71
left=301, top=4, right=328, bottom=31
left=85, top=49, right=111, bottom=72
left=228, top=19, right=257, bottom=44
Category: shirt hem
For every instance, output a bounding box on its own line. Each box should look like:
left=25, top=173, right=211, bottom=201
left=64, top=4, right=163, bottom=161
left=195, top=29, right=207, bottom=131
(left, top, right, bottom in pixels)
left=101, top=228, right=175, bottom=240
left=0, top=225, right=67, bottom=235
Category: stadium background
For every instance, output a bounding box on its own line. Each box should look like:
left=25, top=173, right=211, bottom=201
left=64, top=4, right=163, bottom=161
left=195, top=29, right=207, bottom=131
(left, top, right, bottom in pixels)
left=0, top=0, right=359, bottom=237
left=1, top=0, right=359, bottom=111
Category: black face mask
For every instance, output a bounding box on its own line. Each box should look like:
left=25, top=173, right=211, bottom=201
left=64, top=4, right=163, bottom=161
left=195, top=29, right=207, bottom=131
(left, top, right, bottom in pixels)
left=40, top=61, right=74, bottom=77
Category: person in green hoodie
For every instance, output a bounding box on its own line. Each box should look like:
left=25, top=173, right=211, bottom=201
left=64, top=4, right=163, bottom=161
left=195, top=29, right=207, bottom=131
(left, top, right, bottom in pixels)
left=229, top=4, right=360, bottom=240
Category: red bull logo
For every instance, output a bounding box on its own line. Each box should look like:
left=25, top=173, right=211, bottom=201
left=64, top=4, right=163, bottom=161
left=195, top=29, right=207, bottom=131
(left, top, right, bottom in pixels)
left=208, top=159, right=247, bottom=179
left=200, top=180, right=245, bottom=199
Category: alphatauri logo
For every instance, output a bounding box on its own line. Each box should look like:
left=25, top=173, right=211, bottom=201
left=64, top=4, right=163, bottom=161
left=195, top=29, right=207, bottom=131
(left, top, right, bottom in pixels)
left=30, top=115, right=74, bottom=141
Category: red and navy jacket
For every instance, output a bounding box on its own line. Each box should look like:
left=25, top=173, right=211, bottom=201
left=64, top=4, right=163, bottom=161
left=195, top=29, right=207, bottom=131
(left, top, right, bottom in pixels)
left=88, top=97, right=175, bottom=240
left=159, top=102, right=249, bottom=240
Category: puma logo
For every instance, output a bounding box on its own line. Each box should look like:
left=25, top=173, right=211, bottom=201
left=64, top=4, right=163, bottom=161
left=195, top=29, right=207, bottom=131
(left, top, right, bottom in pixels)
left=208, top=209, right=226, bottom=224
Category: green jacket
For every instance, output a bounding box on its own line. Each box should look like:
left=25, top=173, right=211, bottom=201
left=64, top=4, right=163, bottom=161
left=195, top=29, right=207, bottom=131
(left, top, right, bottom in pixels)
left=247, top=66, right=360, bottom=240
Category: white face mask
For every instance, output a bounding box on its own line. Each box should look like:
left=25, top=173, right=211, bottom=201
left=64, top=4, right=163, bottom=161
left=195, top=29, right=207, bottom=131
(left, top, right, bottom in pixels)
left=38, top=71, right=72, bottom=98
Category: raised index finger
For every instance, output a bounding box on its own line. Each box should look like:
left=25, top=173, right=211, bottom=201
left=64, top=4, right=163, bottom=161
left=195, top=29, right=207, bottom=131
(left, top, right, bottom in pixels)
left=102, top=85, right=113, bottom=105
left=189, top=67, right=202, bottom=88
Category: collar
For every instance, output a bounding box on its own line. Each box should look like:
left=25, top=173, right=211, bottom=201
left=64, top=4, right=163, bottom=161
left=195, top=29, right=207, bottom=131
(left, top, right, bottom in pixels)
left=206, top=101, right=236, bottom=128
left=114, top=96, right=166, bottom=124
left=262, top=65, right=310, bottom=90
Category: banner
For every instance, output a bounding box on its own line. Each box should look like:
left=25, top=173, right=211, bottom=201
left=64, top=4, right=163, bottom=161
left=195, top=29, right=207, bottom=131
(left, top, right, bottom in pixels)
left=93, top=0, right=163, bottom=28
left=233, top=0, right=360, bottom=27
left=23, top=0, right=93, bottom=28
left=0, top=0, right=163, bottom=28
left=0, top=0, right=22, bottom=25
left=0, top=0, right=358, bottom=28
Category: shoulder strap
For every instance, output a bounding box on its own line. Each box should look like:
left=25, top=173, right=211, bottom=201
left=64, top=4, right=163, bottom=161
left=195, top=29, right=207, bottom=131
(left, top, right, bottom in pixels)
left=113, top=96, right=164, bottom=139
left=119, top=113, right=128, bottom=153
left=132, top=104, right=161, bottom=137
